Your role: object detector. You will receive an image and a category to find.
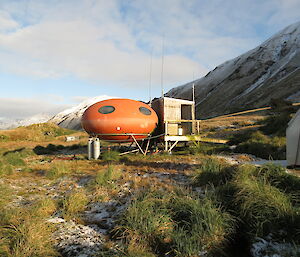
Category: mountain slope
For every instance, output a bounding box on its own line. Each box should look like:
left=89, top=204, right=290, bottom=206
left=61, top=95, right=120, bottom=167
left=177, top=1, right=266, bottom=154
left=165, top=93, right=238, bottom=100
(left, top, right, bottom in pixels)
left=166, top=21, right=300, bottom=118
left=49, top=95, right=116, bottom=130
left=0, top=114, right=52, bottom=130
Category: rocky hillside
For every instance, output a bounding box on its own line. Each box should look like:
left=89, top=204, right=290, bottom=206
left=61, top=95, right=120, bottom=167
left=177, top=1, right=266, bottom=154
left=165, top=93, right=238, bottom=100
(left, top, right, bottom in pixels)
left=49, top=95, right=116, bottom=130
left=166, top=21, right=300, bottom=118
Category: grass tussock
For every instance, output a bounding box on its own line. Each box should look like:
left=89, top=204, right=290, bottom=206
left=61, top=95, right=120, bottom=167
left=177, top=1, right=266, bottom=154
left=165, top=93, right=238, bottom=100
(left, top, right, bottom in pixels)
left=0, top=148, right=36, bottom=176
left=46, top=161, right=71, bottom=179
left=188, top=141, right=225, bottom=155
left=62, top=189, right=89, bottom=220
left=260, top=113, right=293, bottom=136
left=33, top=198, right=57, bottom=218
left=101, top=150, right=120, bottom=162
left=234, top=170, right=296, bottom=237
left=193, top=161, right=300, bottom=250
left=251, top=163, right=300, bottom=207
left=117, top=187, right=234, bottom=257
left=0, top=195, right=58, bottom=257
left=233, top=131, right=286, bottom=159
left=0, top=134, right=10, bottom=142
left=0, top=212, right=58, bottom=257
left=193, top=157, right=235, bottom=187
left=228, top=111, right=293, bottom=159
left=0, top=163, right=14, bottom=177
left=94, top=165, right=123, bottom=187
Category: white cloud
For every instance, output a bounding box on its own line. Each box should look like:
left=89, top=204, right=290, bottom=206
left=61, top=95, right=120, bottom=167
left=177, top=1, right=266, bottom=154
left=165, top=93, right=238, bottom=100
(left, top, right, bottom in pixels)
left=0, top=0, right=299, bottom=90
left=0, top=97, right=70, bottom=119
left=268, top=0, right=300, bottom=27
left=0, top=15, right=207, bottom=87
left=0, top=10, right=19, bottom=32
left=71, top=96, right=90, bottom=103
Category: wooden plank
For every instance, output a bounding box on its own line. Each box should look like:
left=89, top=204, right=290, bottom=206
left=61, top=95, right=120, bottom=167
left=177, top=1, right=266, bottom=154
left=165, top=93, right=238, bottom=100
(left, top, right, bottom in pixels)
left=199, top=138, right=228, bottom=144
left=164, top=135, right=228, bottom=144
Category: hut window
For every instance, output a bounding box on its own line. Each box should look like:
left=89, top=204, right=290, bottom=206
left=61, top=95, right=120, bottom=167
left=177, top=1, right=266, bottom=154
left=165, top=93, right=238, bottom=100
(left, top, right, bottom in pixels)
left=98, top=106, right=115, bottom=114
left=139, top=106, right=151, bottom=116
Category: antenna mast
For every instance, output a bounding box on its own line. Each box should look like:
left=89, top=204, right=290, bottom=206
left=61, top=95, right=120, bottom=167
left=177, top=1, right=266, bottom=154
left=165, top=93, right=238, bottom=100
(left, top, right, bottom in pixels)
left=192, top=72, right=195, bottom=103
left=149, top=49, right=153, bottom=105
left=161, top=35, right=165, bottom=98
left=192, top=83, right=195, bottom=103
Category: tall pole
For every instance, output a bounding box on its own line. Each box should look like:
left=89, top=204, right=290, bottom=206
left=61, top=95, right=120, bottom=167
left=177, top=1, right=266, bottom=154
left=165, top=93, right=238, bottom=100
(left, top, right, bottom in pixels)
left=149, top=48, right=153, bottom=105
left=192, top=71, right=195, bottom=102
left=192, top=83, right=195, bottom=103
left=161, top=35, right=165, bottom=98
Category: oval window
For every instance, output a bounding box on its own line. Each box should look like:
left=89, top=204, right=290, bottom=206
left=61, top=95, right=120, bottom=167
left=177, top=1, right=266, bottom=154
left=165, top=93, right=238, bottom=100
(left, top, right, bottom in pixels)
left=98, top=106, right=115, bottom=114
left=139, top=106, right=151, bottom=116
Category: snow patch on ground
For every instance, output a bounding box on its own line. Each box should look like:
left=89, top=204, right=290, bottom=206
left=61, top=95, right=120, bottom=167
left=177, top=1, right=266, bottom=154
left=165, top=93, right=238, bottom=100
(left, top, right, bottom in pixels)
left=52, top=220, right=105, bottom=257
left=251, top=236, right=300, bottom=257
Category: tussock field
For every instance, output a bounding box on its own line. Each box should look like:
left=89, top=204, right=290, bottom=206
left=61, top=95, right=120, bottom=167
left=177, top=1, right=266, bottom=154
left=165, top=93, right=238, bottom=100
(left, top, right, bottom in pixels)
left=0, top=122, right=299, bottom=257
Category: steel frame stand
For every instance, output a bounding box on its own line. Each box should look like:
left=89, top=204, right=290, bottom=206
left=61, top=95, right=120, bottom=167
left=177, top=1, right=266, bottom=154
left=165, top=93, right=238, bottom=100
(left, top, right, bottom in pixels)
left=130, top=135, right=151, bottom=155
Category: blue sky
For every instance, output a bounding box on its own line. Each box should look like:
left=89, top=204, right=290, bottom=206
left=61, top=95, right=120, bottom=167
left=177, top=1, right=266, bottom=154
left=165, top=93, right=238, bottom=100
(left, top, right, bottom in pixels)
left=0, top=0, right=300, bottom=119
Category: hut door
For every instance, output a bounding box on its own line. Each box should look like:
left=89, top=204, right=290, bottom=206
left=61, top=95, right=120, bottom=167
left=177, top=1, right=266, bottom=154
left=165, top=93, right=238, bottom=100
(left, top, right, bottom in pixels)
left=181, top=105, right=192, bottom=134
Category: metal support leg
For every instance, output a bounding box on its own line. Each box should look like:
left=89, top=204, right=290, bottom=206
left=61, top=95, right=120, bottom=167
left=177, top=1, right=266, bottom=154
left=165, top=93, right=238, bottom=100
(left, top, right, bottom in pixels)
left=144, top=138, right=151, bottom=155
left=88, top=138, right=93, bottom=160
left=131, top=135, right=146, bottom=155
left=168, top=140, right=179, bottom=153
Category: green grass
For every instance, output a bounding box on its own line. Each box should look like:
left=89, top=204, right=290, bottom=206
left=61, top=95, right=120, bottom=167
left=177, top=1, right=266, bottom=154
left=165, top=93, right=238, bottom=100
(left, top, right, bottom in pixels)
left=61, top=189, right=89, bottom=220
left=0, top=195, right=58, bottom=257
left=225, top=164, right=300, bottom=242
left=260, top=113, right=293, bottom=136
left=0, top=163, right=14, bottom=177
left=228, top=111, right=292, bottom=159
left=117, top=187, right=234, bottom=257
left=46, top=161, right=70, bottom=179
left=33, top=144, right=65, bottom=155
left=192, top=161, right=300, bottom=251
left=234, top=174, right=296, bottom=238
left=94, top=165, right=122, bottom=187
left=233, top=131, right=286, bottom=159
left=0, top=134, right=10, bottom=142
left=101, top=150, right=120, bottom=162
left=33, top=198, right=57, bottom=218
left=0, top=184, right=13, bottom=207
left=0, top=211, right=58, bottom=257
left=0, top=148, right=36, bottom=176
left=1, top=122, right=76, bottom=142
left=25, top=123, right=75, bottom=137
left=193, top=158, right=234, bottom=187
left=251, top=163, right=300, bottom=207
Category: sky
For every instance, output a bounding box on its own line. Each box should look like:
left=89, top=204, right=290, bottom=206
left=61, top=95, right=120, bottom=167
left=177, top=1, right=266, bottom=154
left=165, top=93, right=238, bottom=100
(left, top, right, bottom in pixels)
left=0, top=0, right=300, bottom=120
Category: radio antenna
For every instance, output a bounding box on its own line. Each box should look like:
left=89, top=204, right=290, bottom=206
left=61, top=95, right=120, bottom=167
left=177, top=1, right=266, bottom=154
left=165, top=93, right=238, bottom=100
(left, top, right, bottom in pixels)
left=192, top=72, right=195, bottom=103
left=161, top=35, right=165, bottom=98
left=149, top=48, right=153, bottom=105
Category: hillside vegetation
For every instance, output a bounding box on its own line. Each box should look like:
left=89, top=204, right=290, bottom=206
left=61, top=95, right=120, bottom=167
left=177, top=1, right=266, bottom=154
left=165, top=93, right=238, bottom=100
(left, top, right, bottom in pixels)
left=0, top=123, right=76, bottom=142
left=0, top=121, right=299, bottom=257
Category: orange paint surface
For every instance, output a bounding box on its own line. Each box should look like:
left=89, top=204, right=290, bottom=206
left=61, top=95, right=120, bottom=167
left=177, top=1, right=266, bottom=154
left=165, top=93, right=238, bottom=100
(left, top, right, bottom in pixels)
left=81, top=98, right=158, bottom=141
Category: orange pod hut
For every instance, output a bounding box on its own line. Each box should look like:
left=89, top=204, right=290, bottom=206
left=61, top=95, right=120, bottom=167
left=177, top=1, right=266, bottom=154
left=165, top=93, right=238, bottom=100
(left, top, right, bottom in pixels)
left=81, top=98, right=158, bottom=142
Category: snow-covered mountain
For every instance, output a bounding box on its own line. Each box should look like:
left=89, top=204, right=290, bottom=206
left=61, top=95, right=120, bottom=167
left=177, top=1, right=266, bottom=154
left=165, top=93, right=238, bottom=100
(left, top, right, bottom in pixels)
left=0, top=113, right=52, bottom=130
left=49, top=95, right=116, bottom=130
left=166, top=21, right=300, bottom=118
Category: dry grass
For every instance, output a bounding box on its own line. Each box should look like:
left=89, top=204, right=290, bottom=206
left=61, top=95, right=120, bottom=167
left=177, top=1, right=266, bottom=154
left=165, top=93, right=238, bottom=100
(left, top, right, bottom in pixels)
left=0, top=121, right=299, bottom=257
left=61, top=189, right=89, bottom=220
left=0, top=189, right=58, bottom=257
